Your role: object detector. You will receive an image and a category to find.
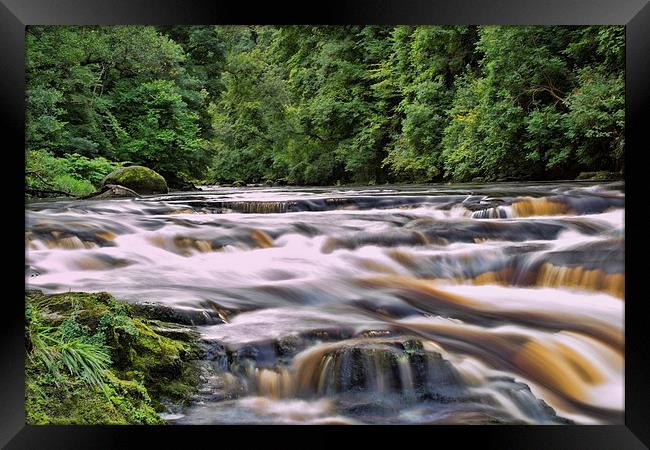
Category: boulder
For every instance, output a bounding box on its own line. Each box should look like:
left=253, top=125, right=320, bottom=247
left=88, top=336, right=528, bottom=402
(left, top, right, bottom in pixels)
left=576, top=171, right=622, bottom=181
left=102, top=166, right=168, bottom=195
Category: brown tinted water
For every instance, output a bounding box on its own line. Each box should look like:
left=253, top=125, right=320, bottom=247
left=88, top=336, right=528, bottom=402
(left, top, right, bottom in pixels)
left=25, top=181, right=624, bottom=424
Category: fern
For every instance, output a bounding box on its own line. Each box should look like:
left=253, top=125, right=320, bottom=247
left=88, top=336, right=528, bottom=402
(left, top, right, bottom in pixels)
left=59, top=339, right=111, bottom=389
left=29, top=330, right=63, bottom=382
left=26, top=304, right=111, bottom=391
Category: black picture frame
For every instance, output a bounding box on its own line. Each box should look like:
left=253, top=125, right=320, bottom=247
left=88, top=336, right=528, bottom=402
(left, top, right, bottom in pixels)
left=3, top=0, right=648, bottom=448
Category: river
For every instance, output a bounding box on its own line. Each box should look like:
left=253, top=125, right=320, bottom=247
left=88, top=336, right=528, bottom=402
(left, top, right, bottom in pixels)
left=25, top=181, right=625, bottom=425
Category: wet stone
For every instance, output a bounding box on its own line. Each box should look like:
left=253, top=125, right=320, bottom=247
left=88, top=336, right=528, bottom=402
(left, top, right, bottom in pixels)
left=338, top=398, right=400, bottom=416
left=149, top=322, right=199, bottom=342
left=274, top=335, right=306, bottom=358
left=191, top=361, right=247, bottom=403
left=231, top=342, right=281, bottom=371
left=298, top=328, right=355, bottom=342
left=130, top=302, right=224, bottom=326
left=350, top=298, right=424, bottom=320
left=537, top=238, right=624, bottom=274
left=198, top=340, right=230, bottom=370
left=486, top=376, right=574, bottom=424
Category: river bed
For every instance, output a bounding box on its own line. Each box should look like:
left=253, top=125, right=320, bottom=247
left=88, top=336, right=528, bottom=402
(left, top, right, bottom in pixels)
left=25, top=181, right=625, bottom=424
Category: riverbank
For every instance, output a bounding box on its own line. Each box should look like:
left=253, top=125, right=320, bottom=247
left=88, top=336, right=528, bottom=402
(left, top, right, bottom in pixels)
left=25, top=291, right=201, bottom=425
left=25, top=170, right=624, bottom=203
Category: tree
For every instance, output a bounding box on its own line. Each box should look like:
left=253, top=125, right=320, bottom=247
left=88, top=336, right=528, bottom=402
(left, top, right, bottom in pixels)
left=26, top=25, right=215, bottom=189
left=26, top=25, right=625, bottom=194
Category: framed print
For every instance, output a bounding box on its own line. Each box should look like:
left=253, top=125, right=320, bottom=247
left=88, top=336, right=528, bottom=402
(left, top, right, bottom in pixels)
left=2, top=0, right=649, bottom=448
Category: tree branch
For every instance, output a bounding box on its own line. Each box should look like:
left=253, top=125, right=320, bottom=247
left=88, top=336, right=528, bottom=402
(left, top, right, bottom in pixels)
left=26, top=170, right=54, bottom=186
left=526, top=85, right=567, bottom=106
left=25, top=187, right=74, bottom=198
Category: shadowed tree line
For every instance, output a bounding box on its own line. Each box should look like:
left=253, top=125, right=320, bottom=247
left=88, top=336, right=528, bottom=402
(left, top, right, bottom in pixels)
left=25, top=25, right=624, bottom=194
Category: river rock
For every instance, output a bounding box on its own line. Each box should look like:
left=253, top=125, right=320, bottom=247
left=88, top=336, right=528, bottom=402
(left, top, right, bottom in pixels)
left=292, top=337, right=465, bottom=398
left=102, top=166, right=168, bottom=195
left=130, top=301, right=225, bottom=326
left=149, top=321, right=200, bottom=342
left=576, top=171, right=622, bottom=181
left=80, top=184, right=141, bottom=199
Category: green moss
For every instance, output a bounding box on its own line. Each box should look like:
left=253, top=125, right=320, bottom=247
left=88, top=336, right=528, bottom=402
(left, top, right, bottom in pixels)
left=125, top=318, right=200, bottom=409
left=102, top=166, right=168, bottom=195
left=25, top=290, right=200, bottom=425
left=400, top=339, right=424, bottom=355
left=576, top=171, right=621, bottom=181
left=25, top=366, right=165, bottom=425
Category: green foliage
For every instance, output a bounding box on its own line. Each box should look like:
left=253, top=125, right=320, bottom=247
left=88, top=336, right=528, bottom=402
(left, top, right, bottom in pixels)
left=59, top=339, right=111, bottom=387
left=50, top=174, right=96, bottom=196
left=62, top=153, right=122, bottom=185
left=25, top=291, right=201, bottom=424
left=26, top=25, right=625, bottom=190
left=208, top=44, right=289, bottom=183
left=26, top=149, right=119, bottom=196
left=441, top=25, right=624, bottom=181
left=26, top=304, right=111, bottom=392
left=564, top=68, right=624, bottom=171
left=26, top=25, right=218, bottom=193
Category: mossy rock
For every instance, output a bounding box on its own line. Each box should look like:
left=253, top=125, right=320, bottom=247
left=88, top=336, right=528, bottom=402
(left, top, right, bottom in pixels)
left=576, top=171, right=622, bottom=181
left=25, top=370, right=165, bottom=425
left=25, top=290, right=201, bottom=424
left=102, top=166, right=168, bottom=195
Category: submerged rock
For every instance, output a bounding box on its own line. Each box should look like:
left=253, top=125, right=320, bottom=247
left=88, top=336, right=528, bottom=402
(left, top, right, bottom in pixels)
left=291, top=336, right=465, bottom=399
left=185, top=333, right=572, bottom=425
left=102, top=165, right=168, bottom=195
left=485, top=376, right=573, bottom=424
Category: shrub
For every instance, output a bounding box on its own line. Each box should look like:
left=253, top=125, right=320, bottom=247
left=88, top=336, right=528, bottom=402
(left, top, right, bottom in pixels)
left=26, top=150, right=121, bottom=197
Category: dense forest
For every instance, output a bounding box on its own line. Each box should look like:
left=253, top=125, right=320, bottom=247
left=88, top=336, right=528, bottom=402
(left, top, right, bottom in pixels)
left=25, top=25, right=624, bottom=195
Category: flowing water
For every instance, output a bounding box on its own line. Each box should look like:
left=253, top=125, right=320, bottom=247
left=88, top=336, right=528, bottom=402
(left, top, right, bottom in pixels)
left=25, top=181, right=625, bottom=425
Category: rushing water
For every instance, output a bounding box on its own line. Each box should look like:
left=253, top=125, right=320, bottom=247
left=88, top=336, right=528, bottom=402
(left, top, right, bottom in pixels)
left=25, top=181, right=624, bottom=425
